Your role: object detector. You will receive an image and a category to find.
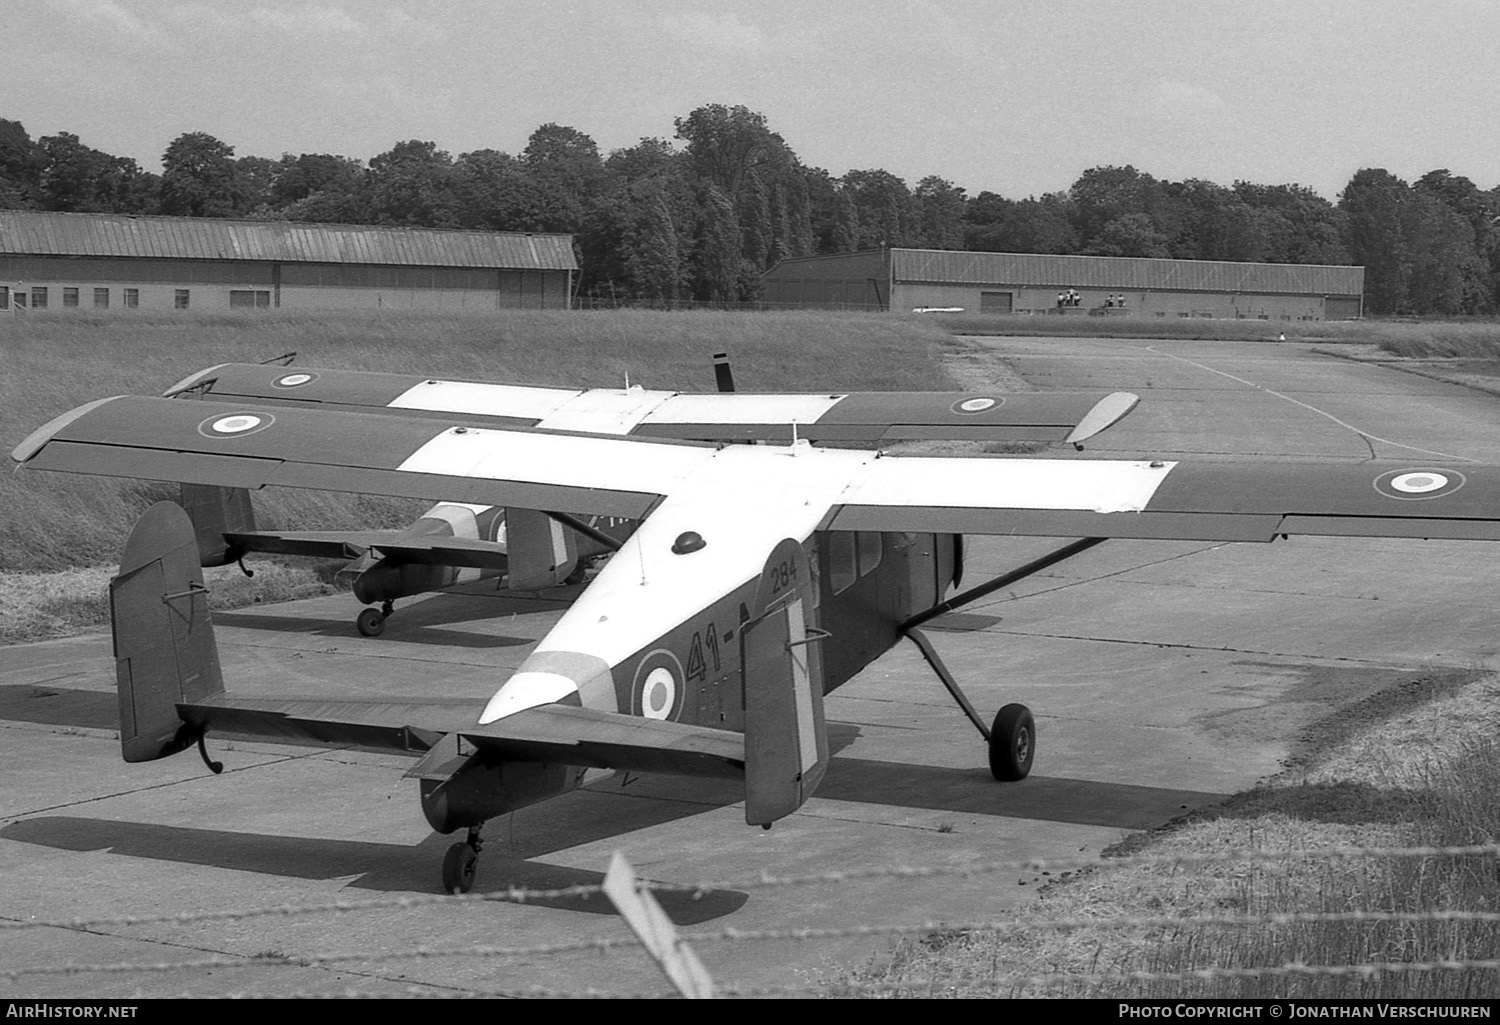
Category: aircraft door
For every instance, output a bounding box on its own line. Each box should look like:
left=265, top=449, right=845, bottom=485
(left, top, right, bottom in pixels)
left=741, top=539, right=828, bottom=826
left=905, top=532, right=942, bottom=609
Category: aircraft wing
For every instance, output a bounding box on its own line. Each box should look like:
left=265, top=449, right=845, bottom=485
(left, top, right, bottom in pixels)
left=165, top=362, right=1138, bottom=445
left=18, top=394, right=1500, bottom=545
left=225, top=529, right=512, bottom=569
left=14, top=395, right=712, bottom=520
left=825, top=456, right=1500, bottom=542
left=179, top=695, right=744, bottom=777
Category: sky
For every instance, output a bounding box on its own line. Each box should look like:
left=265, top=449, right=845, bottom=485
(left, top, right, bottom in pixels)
left=7, top=0, right=1500, bottom=201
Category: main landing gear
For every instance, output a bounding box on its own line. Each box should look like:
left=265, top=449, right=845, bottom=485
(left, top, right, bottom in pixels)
left=356, top=600, right=396, bottom=637
left=901, top=537, right=1105, bottom=782
left=442, top=824, right=484, bottom=894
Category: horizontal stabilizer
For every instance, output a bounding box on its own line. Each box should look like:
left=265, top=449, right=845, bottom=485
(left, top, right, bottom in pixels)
left=226, top=530, right=512, bottom=569
left=179, top=695, right=745, bottom=777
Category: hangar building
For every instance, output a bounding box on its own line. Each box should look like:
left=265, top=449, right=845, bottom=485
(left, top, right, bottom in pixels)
left=0, top=210, right=577, bottom=312
left=762, top=248, right=1364, bottom=320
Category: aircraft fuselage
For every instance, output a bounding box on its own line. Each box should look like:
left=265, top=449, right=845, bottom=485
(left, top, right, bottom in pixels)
left=419, top=530, right=959, bottom=833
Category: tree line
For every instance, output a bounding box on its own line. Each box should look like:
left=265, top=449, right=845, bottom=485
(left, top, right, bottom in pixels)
left=2, top=105, right=1496, bottom=315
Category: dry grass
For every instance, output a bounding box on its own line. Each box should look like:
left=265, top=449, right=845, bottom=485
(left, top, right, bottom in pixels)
left=0, top=558, right=346, bottom=646
left=833, top=671, right=1500, bottom=998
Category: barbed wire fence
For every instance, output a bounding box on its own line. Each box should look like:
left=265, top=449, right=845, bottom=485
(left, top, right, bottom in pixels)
left=5, top=842, right=1498, bottom=999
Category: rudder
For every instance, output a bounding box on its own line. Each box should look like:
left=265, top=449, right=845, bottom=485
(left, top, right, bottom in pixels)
left=111, top=501, right=226, bottom=762
left=179, top=483, right=257, bottom=567
left=741, top=538, right=829, bottom=826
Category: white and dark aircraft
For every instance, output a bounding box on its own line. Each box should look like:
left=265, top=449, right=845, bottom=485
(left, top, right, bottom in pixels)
left=163, top=360, right=1139, bottom=635
left=15, top=376, right=1500, bottom=894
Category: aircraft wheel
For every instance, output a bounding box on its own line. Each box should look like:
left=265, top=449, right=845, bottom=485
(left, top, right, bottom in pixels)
left=989, top=703, right=1035, bottom=782
left=442, top=842, right=478, bottom=894
left=356, top=607, right=386, bottom=637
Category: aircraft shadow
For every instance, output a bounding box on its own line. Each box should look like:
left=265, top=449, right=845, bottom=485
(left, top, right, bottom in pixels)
left=0, top=698, right=1221, bottom=832
left=1182, top=779, right=1434, bottom=829
left=0, top=815, right=747, bottom=924
left=0, top=684, right=117, bottom=731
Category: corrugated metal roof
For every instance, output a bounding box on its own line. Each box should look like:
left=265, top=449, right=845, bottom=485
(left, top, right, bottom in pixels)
left=889, top=248, right=1362, bottom=295
left=0, top=211, right=578, bottom=271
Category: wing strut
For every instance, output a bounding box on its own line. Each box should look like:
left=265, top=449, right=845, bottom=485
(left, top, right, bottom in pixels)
left=901, top=537, right=1106, bottom=631
left=899, top=536, right=1107, bottom=783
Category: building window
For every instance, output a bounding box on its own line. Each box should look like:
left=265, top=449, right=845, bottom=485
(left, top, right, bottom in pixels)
left=175, top=289, right=190, bottom=309
left=0, top=286, right=8, bottom=310
left=93, top=288, right=109, bottom=308
left=229, top=289, right=270, bottom=308
left=123, top=288, right=139, bottom=308
left=31, top=287, right=47, bottom=309
left=63, top=287, right=79, bottom=307
left=12, top=290, right=24, bottom=308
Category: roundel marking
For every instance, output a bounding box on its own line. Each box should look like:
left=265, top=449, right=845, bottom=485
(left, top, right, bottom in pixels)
left=273, top=372, right=317, bottom=388
left=198, top=411, right=275, bottom=439
left=953, top=396, right=1002, bottom=414
left=630, top=648, right=685, bottom=721
left=1373, top=468, right=1466, bottom=501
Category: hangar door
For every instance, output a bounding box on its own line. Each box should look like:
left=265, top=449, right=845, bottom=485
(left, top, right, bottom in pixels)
left=980, top=290, right=1013, bottom=314
left=1325, top=296, right=1361, bottom=320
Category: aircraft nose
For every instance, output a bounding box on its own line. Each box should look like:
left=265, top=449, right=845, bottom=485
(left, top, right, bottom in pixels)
left=479, top=650, right=613, bottom=722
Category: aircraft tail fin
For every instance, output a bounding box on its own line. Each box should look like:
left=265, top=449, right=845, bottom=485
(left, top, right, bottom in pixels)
left=505, top=508, right=581, bottom=590
left=713, top=351, right=735, bottom=393
left=179, top=483, right=257, bottom=567
left=111, top=501, right=226, bottom=762
left=741, top=539, right=829, bottom=826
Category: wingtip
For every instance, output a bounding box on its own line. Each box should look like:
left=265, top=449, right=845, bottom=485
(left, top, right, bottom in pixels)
left=11, top=396, right=123, bottom=464
left=1065, top=391, right=1141, bottom=446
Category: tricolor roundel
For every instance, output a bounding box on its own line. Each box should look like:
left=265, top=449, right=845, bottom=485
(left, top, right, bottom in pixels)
left=631, top=648, right=685, bottom=721
left=273, top=372, right=318, bottom=388
left=197, top=411, right=275, bottom=439
left=1373, top=468, right=1466, bottom=501
left=952, top=396, right=1003, bottom=414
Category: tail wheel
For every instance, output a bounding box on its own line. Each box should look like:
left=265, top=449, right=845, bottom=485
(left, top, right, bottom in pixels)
left=989, top=703, right=1035, bottom=782
left=442, top=841, right=478, bottom=894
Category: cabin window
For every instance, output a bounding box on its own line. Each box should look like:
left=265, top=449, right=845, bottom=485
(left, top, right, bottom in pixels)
left=857, top=532, right=883, bottom=576
left=828, top=532, right=883, bottom=595
left=827, top=532, right=857, bottom=594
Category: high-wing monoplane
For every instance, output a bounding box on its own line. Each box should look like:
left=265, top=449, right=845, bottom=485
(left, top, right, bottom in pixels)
left=16, top=381, right=1500, bottom=894
left=164, top=360, right=1140, bottom=634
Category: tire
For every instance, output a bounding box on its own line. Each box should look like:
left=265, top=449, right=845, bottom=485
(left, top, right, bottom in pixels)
left=989, top=703, right=1035, bottom=782
left=356, top=607, right=385, bottom=637
left=442, top=842, right=477, bottom=894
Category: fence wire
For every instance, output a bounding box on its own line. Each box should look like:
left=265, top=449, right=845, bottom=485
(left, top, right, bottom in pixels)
left=5, top=841, right=1499, bottom=997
